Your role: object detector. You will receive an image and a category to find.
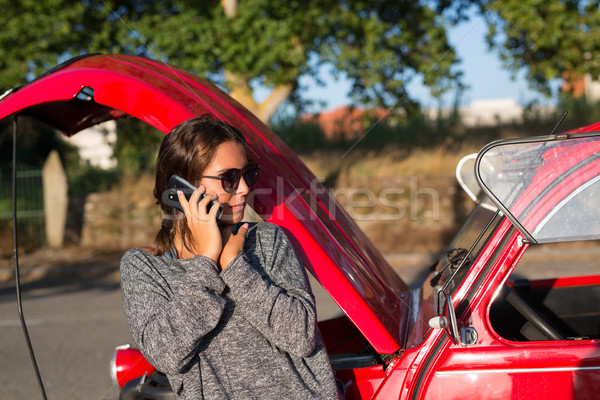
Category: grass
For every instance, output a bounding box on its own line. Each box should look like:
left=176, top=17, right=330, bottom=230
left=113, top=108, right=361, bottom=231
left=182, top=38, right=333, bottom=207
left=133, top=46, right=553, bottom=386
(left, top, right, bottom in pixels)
left=300, top=144, right=481, bottom=190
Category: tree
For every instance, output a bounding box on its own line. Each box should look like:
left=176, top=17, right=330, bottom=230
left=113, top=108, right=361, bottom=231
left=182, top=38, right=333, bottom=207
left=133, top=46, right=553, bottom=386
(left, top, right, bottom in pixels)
left=0, top=116, right=80, bottom=171
left=113, top=118, right=164, bottom=175
left=0, top=0, right=461, bottom=123
left=473, top=0, right=600, bottom=98
left=0, top=1, right=141, bottom=91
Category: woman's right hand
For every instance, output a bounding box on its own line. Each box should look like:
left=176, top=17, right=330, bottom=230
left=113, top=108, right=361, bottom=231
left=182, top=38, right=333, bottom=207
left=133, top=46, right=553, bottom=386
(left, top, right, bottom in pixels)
left=177, top=186, right=222, bottom=263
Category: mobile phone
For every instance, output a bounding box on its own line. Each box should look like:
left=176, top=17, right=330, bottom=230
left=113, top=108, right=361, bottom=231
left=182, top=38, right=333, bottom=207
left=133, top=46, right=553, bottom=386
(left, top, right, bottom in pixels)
left=163, top=175, right=223, bottom=221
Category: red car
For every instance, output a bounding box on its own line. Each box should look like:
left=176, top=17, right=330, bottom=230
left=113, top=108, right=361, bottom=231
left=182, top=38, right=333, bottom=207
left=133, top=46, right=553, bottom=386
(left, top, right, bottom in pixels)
left=2, top=55, right=600, bottom=399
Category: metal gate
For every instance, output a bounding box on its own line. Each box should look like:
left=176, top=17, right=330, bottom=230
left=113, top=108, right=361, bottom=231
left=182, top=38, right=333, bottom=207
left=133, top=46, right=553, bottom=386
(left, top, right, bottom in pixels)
left=0, top=166, right=45, bottom=255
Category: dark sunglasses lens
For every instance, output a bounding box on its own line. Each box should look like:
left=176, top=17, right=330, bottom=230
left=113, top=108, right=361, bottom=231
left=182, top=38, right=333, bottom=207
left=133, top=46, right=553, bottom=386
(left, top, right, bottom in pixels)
left=243, top=165, right=259, bottom=186
left=222, top=169, right=241, bottom=192
left=220, top=165, right=259, bottom=192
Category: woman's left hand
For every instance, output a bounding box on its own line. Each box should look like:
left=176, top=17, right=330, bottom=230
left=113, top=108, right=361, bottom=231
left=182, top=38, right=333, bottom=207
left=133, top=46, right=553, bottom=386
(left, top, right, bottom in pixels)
left=219, top=223, right=249, bottom=270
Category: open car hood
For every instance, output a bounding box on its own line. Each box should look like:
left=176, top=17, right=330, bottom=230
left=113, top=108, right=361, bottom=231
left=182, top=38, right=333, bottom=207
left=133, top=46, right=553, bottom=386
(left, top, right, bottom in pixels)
left=0, top=54, right=410, bottom=354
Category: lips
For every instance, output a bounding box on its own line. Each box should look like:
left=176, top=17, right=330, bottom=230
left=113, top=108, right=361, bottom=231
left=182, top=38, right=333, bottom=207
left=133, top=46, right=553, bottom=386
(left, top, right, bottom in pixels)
left=232, top=202, right=246, bottom=210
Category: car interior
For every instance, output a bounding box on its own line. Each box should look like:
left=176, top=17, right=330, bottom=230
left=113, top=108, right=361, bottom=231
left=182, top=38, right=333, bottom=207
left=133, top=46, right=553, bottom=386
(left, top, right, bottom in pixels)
left=489, top=242, right=600, bottom=342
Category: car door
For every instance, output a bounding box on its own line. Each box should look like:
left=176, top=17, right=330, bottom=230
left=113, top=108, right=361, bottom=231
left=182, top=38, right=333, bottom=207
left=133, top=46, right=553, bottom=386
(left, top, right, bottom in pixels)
left=418, top=133, right=600, bottom=399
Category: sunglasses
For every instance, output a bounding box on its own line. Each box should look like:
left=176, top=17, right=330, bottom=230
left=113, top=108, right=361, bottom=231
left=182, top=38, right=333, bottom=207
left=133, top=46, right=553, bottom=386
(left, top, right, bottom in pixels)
left=200, top=163, right=260, bottom=193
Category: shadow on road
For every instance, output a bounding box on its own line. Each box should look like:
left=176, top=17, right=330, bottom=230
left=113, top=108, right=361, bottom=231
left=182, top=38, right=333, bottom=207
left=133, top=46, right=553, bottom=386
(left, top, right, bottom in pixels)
left=0, top=274, right=121, bottom=304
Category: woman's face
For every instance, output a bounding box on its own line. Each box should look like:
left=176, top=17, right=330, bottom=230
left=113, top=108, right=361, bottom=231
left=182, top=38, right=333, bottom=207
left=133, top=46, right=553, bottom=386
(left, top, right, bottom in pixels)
left=200, top=141, right=249, bottom=225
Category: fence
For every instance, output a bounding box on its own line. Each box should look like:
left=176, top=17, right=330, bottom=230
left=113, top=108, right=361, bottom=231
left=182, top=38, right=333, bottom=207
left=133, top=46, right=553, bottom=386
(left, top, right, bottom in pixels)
left=0, top=166, right=45, bottom=255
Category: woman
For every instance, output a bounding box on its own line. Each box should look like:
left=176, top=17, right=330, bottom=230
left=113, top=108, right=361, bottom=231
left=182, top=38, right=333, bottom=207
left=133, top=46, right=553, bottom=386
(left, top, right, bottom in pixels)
left=120, top=115, right=340, bottom=399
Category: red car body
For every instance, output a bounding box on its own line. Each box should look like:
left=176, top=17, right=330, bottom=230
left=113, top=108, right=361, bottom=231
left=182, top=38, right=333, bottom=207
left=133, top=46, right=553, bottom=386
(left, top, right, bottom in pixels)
left=1, top=54, right=599, bottom=399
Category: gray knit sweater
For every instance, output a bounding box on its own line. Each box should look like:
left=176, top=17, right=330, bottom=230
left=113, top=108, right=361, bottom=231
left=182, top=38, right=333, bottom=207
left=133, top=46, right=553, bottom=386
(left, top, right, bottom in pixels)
left=120, top=222, right=340, bottom=399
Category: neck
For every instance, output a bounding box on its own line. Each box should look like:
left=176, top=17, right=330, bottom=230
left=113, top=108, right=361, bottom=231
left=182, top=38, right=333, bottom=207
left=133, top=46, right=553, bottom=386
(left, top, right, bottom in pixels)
left=172, top=234, right=195, bottom=259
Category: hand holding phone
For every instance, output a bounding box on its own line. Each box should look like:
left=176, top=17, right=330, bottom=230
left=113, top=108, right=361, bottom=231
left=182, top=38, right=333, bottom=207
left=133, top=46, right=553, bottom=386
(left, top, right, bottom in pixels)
left=163, top=175, right=223, bottom=221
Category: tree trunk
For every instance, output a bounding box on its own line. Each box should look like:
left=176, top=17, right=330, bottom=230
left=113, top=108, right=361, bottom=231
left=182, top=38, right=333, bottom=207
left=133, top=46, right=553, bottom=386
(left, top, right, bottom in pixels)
left=223, top=70, right=293, bottom=124
left=221, top=0, right=237, bottom=18
left=220, top=0, right=293, bottom=124
left=561, top=71, right=586, bottom=98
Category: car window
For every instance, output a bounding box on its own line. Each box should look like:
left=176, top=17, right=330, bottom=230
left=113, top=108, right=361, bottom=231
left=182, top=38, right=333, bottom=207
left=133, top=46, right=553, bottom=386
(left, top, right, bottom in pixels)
left=490, top=240, right=600, bottom=342
left=431, top=199, right=501, bottom=296
left=533, top=176, right=600, bottom=242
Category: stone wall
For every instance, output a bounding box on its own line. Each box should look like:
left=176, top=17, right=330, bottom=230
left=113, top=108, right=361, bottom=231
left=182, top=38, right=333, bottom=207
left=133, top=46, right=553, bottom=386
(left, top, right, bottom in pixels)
left=334, top=175, right=471, bottom=254
left=80, top=175, right=161, bottom=250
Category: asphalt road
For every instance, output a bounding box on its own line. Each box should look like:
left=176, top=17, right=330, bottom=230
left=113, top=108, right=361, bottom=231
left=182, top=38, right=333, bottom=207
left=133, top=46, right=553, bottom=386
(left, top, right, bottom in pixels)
left=0, top=278, right=133, bottom=400
left=1, top=246, right=598, bottom=400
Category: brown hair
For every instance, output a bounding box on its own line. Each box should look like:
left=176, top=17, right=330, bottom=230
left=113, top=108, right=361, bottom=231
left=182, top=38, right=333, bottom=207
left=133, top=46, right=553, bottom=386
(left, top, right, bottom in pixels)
left=153, top=115, right=245, bottom=256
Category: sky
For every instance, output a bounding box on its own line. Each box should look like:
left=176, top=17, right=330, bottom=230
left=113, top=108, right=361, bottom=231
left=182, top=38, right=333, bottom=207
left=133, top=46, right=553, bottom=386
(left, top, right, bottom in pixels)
left=292, top=14, right=561, bottom=113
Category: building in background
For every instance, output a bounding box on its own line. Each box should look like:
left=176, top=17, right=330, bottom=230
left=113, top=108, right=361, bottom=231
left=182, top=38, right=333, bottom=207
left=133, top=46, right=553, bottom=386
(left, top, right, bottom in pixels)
left=63, top=120, right=117, bottom=169
left=459, top=98, right=523, bottom=127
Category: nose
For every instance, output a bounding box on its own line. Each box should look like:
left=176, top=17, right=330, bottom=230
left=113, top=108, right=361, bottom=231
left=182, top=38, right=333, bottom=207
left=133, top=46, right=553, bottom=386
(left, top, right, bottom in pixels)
left=237, top=175, right=250, bottom=195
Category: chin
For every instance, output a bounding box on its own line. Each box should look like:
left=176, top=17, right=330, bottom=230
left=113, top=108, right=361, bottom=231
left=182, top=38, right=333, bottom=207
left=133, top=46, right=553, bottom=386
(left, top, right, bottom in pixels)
left=220, top=213, right=242, bottom=225
left=219, top=217, right=234, bottom=225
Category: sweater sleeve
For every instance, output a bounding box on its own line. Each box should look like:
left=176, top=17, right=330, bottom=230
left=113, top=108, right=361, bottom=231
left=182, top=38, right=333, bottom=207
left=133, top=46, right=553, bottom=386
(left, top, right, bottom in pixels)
left=219, top=224, right=318, bottom=358
left=120, top=249, right=227, bottom=374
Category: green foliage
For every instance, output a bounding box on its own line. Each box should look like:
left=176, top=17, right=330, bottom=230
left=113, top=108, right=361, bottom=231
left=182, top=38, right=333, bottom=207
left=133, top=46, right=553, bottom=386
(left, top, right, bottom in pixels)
left=276, top=98, right=600, bottom=156
left=113, top=118, right=164, bottom=176
left=0, top=116, right=122, bottom=197
left=0, top=0, right=461, bottom=119
left=550, top=96, right=600, bottom=132
left=477, top=0, right=600, bottom=97
left=3, top=0, right=600, bottom=123
left=67, top=165, right=121, bottom=196
left=0, top=0, right=149, bottom=91
left=275, top=110, right=465, bottom=155
left=271, top=120, right=327, bottom=153
left=0, top=164, right=45, bottom=254
left=0, top=117, right=80, bottom=172
left=519, top=96, right=600, bottom=136
left=142, top=0, right=462, bottom=113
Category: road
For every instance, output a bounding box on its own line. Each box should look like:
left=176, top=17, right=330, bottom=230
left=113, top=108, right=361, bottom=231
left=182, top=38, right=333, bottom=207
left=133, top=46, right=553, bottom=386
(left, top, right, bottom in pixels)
left=0, top=277, right=133, bottom=400
left=0, top=246, right=598, bottom=399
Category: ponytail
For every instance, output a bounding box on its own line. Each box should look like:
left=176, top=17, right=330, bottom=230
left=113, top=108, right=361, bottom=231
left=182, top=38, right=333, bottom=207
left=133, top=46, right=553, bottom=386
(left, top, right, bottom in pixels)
left=154, top=218, right=175, bottom=256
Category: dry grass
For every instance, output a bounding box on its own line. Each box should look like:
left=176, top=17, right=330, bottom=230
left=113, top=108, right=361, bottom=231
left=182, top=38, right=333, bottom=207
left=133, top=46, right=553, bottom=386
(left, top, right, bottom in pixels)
left=300, top=143, right=481, bottom=185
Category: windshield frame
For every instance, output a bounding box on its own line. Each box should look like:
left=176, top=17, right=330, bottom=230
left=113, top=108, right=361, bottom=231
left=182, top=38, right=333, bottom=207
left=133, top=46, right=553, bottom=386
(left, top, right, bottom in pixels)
left=430, top=201, right=503, bottom=310
left=474, top=131, right=600, bottom=244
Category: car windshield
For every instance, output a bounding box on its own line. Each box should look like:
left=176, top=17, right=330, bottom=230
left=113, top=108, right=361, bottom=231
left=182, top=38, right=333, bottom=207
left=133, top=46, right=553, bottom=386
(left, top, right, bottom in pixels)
left=476, top=133, right=600, bottom=243
left=430, top=198, right=501, bottom=295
